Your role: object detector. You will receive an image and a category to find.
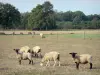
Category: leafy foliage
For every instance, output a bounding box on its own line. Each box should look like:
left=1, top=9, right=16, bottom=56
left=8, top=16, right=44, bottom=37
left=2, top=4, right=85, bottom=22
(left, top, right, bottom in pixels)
left=0, top=2, right=21, bottom=29
left=28, top=1, right=56, bottom=30
left=20, top=12, right=30, bottom=29
left=0, top=1, right=100, bottom=30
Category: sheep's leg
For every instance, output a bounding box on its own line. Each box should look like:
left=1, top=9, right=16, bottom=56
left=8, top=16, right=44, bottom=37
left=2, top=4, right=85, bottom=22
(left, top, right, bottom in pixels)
left=90, top=63, right=92, bottom=69
left=58, top=61, right=61, bottom=66
left=19, top=60, right=21, bottom=65
left=40, top=53, right=42, bottom=58
left=34, top=53, right=36, bottom=57
left=31, top=60, right=33, bottom=65
left=39, top=52, right=41, bottom=58
left=29, top=60, right=31, bottom=64
left=46, top=60, right=50, bottom=66
left=36, top=53, right=38, bottom=58
left=35, top=53, right=38, bottom=58
left=76, top=63, right=79, bottom=69
left=53, top=60, right=57, bottom=67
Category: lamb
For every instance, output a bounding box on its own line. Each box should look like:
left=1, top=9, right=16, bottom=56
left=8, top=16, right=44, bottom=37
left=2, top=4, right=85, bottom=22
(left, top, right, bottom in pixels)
left=32, top=46, right=42, bottom=58
left=40, top=33, right=45, bottom=38
left=69, top=52, right=93, bottom=69
left=13, top=49, right=33, bottom=65
left=40, top=51, right=60, bottom=67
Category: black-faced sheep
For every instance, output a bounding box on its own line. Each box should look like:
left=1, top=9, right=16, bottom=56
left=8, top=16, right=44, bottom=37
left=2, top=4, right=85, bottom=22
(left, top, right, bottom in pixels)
left=13, top=49, right=33, bottom=65
left=69, top=52, right=93, bottom=69
left=40, top=51, right=60, bottom=67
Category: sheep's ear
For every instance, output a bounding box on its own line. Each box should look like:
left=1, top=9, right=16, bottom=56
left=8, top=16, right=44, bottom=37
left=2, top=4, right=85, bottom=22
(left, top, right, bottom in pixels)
left=69, top=53, right=72, bottom=54
left=74, top=53, right=77, bottom=54
left=13, top=49, right=16, bottom=51
left=13, top=49, right=20, bottom=51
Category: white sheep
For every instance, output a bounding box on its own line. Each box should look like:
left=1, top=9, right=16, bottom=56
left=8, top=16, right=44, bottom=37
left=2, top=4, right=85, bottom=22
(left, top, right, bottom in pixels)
left=40, top=33, right=45, bottom=38
left=13, top=49, right=33, bottom=65
left=32, top=46, right=42, bottom=58
left=40, top=51, right=60, bottom=67
left=19, top=46, right=30, bottom=53
left=69, top=52, right=93, bottom=69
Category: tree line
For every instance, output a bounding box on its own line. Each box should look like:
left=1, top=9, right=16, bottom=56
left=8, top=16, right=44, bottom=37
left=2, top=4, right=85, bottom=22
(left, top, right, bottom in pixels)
left=0, top=1, right=100, bottom=30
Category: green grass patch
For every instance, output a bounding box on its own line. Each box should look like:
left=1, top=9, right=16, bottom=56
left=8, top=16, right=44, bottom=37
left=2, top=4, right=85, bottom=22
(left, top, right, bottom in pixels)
left=44, top=34, right=100, bottom=38
left=63, top=34, right=100, bottom=38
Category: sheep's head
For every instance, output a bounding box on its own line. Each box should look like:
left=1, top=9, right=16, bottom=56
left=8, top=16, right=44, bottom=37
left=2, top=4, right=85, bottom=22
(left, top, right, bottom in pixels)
left=40, top=57, right=45, bottom=66
left=69, top=52, right=77, bottom=58
left=13, top=49, right=20, bottom=54
left=38, top=49, right=41, bottom=53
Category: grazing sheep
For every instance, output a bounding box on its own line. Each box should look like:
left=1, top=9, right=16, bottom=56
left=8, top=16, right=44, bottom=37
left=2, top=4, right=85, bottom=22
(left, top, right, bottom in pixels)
left=28, top=32, right=32, bottom=35
left=13, top=49, right=33, bottom=65
left=19, top=46, right=31, bottom=53
left=69, top=52, right=93, bottom=69
left=20, top=32, right=23, bottom=35
left=32, top=46, right=42, bottom=58
left=40, top=33, right=45, bottom=38
left=40, top=51, right=60, bottom=67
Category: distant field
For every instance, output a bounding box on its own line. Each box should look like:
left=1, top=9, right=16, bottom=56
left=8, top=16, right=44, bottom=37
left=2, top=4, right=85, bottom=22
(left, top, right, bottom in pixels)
left=0, top=30, right=100, bottom=35
left=0, top=30, right=100, bottom=75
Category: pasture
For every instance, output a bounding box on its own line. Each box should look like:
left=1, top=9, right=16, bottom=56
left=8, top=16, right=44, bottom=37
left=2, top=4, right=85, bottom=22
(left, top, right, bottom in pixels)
left=0, top=30, right=100, bottom=75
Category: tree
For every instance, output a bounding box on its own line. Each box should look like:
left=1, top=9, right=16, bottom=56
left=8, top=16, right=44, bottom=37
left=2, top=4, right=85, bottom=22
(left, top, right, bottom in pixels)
left=73, top=11, right=86, bottom=21
left=28, top=4, right=44, bottom=30
left=91, top=17, right=98, bottom=29
left=42, top=1, right=56, bottom=30
left=63, top=11, right=73, bottom=21
left=0, top=2, right=21, bottom=29
left=73, top=16, right=82, bottom=24
left=28, top=1, right=56, bottom=30
left=20, top=12, right=30, bottom=29
left=55, top=11, right=64, bottom=21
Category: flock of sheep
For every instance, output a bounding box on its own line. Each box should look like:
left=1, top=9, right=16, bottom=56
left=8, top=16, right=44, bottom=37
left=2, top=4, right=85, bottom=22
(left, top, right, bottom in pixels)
left=13, top=33, right=93, bottom=70
left=13, top=45, right=93, bottom=70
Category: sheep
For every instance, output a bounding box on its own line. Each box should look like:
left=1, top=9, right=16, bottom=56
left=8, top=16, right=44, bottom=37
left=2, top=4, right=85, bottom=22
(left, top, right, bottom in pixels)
left=69, top=52, right=93, bottom=69
left=32, top=46, right=42, bottom=58
left=20, top=32, right=23, bottom=35
left=40, top=33, right=45, bottom=38
left=19, top=46, right=31, bottom=53
left=13, top=49, right=33, bottom=65
left=28, top=32, right=32, bottom=35
left=40, top=51, right=60, bottom=67
left=14, top=46, right=31, bottom=54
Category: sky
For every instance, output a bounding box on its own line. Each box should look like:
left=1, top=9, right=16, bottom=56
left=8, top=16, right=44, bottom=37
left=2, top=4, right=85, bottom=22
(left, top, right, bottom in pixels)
left=0, top=0, right=100, bottom=15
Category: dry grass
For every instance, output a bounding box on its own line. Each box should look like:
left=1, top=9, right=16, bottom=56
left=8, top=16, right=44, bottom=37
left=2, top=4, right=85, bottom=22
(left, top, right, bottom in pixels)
left=0, top=30, right=100, bottom=75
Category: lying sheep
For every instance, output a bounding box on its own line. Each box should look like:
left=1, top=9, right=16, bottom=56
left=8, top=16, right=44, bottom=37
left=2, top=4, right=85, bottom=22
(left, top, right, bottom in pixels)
left=40, top=33, right=45, bottom=38
left=69, top=52, right=93, bottom=69
left=19, top=46, right=30, bottom=53
left=13, top=49, right=33, bottom=65
left=32, top=46, right=42, bottom=58
left=40, top=51, right=60, bottom=67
